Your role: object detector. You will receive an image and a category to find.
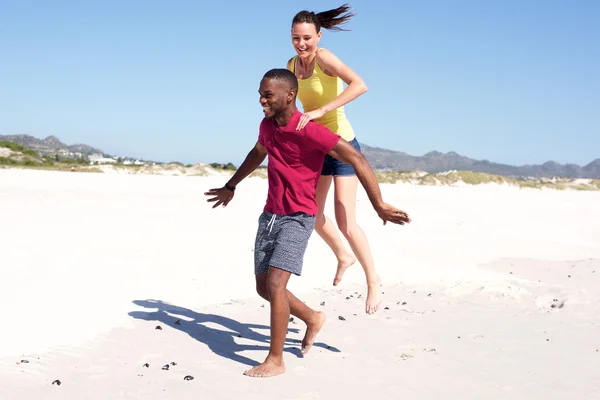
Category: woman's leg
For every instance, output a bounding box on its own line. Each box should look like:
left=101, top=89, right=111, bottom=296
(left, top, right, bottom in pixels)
left=314, top=175, right=357, bottom=281
left=332, top=175, right=381, bottom=314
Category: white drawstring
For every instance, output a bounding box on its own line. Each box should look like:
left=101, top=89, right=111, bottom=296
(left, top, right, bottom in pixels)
left=266, top=214, right=276, bottom=234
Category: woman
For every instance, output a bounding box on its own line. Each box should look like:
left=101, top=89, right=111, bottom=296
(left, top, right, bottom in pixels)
left=286, top=4, right=381, bottom=314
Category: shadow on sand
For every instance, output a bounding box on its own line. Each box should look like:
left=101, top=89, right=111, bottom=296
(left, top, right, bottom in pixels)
left=129, top=299, right=339, bottom=368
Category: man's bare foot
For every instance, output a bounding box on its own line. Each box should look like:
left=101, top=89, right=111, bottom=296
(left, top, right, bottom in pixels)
left=301, top=311, right=326, bottom=355
left=365, top=278, right=382, bottom=315
left=333, top=253, right=357, bottom=286
left=243, top=357, right=286, bottom=378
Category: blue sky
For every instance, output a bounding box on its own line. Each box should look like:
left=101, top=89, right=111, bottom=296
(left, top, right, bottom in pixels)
left=1, top=0, right=598, bottom=166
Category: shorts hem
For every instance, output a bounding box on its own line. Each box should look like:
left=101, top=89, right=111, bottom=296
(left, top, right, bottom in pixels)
left=321, top=170, right=357, bottom=177
left=255, top=264, right=302, bottom=277
left=321, top=137, right=360, bottom=177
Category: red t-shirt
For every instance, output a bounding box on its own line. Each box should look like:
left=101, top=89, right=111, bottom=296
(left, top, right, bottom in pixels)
left=258, top=109, right=341, bottom=216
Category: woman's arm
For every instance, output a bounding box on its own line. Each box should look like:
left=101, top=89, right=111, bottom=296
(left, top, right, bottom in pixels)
left=316, top=48, right=368, bottom=114
left=296, top=48, right=367, bottom=130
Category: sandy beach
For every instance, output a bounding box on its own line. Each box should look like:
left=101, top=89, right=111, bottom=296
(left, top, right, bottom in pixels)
left=1, top=168, right=599, bottom=399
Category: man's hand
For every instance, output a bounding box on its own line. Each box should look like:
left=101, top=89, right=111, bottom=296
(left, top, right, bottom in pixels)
left=375, top=203, right=411, bottom=226
left=204, top=186, right=234, bottom=209
left=328, top=140, right=411, bottom=226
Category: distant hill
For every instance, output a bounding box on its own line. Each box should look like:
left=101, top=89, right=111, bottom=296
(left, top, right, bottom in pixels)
left=0, top=135, right=102, bottom=156
left=2, top=134, right=598, bottom=179
left=361, top=144, right=600, bottom=179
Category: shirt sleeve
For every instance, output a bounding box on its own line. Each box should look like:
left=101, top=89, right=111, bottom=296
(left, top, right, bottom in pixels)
left=258, top=119, right=267, bottom=146
left=304, top=122, right=341, bottom=154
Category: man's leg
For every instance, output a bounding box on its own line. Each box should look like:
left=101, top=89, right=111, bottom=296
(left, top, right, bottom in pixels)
left=255, top=272, right=326, bottom=355
left=244, top=267, right=291, bottom=378
left=246, top=214, right=326, bottom=378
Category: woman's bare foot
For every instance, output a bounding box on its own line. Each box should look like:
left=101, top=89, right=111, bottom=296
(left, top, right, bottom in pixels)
left=301, top=311, right=326, bottom=355
left=365, top=277, right=382, bottom=314
left=333, top=253, right=357, bottom=286
left=243, top=357, right=286, bottom=378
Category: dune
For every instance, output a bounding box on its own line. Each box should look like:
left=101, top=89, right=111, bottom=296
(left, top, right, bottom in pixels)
left=0, top=168, right=599, bottom=399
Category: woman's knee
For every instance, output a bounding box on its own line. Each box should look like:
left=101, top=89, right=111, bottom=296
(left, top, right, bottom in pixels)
left=334, top=202, right=355, bottom=237
left=332, top=176, right=358, bottom=233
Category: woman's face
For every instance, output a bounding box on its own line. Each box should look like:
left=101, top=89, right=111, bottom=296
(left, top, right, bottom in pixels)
left=291, top=22, right=321, bottom=57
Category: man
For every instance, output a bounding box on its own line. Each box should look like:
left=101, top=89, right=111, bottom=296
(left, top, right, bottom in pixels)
left=204, top=68, right=410, bottom=378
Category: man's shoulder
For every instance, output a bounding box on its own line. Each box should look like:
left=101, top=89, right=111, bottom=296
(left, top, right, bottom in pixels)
left=305, top=120, right=335, bottom=136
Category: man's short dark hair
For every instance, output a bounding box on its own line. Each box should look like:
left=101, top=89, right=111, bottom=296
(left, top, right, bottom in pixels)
left=263, top=68, right=298, bottom=92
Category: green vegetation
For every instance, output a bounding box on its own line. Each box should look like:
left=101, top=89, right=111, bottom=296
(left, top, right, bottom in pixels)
left=517, top=181, right=544, bottom=189
left=450, top=171, right=511, bottom=185
left=374, top=171, right=398, bottom=184
left=372, top=170, right=421, bottom=184
left=516, top=179, right=598, bottom=191
left=406, top=171, right=512, bottom=186
left=0, top=157, right=17, bottom=165
left=372, top=169, right=600, bottom=191
left=249, top=169, right=268, bottom=179
left=0, top=141, right=101, bottom=172
left=1, top=141, right=38, bottom=158
left=0, top=141, right=24, bottom=151
left=2, top=139, right=598, bottom=190
left=419, top=174, right=440, bottom=185
left=192, top=166, right=210, bottom=176
left=210, top=162, right=237, bottom=171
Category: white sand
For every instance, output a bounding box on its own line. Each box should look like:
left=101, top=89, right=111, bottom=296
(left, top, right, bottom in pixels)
left=0, top=168, right=599, bottom=399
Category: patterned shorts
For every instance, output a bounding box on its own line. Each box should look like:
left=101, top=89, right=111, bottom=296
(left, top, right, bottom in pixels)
left=254, top=211, right=316, bottom=276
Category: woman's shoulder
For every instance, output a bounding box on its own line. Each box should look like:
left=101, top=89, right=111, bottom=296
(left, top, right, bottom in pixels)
left=315, top=48, right=339, bottom=77
left=315, top=48, right=335, bottom=61
left=286, top=56, right=297, bottom=71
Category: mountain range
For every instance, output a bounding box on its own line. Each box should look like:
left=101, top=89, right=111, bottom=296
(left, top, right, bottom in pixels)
left=360, top=144, right=600, bottom=179
left=1, top=134, right=598, bottom=179
left=0, top=134, right=102, bottom=156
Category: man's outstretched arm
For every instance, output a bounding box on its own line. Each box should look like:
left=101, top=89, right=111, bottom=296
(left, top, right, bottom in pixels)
left=328, top=140, right=411, bottom=225
left=204, top=141, right=267, bottom=208
left=226, top=141, right=268, bottom=189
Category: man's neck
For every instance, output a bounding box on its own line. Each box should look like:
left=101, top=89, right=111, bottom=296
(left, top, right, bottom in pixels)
left=275, top=107, right=296, bottom=128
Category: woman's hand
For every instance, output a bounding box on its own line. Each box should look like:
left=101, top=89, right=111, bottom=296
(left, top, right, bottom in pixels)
left=296, top=108, right=325, bottom=130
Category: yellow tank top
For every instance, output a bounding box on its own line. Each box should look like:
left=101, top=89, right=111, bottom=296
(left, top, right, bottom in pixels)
left=289, top=54, right=355, bottom=141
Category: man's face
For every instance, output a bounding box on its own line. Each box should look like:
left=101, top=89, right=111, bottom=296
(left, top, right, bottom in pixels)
left=259, top=78, right=292, bottom=120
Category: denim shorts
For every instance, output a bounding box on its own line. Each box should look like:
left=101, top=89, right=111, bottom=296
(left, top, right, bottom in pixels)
left=321, top=137, right=361, bottom=176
